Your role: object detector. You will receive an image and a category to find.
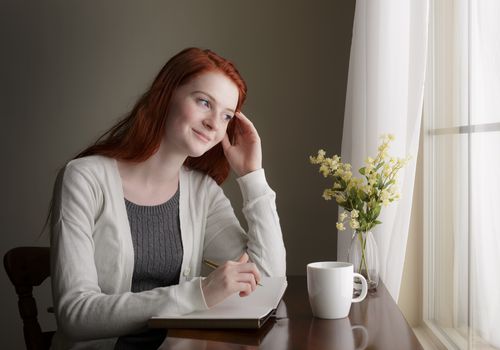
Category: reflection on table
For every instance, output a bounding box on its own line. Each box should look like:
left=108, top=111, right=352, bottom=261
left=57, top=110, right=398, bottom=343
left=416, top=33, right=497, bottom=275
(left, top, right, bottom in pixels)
left=157, top=276, right=422, bottom=350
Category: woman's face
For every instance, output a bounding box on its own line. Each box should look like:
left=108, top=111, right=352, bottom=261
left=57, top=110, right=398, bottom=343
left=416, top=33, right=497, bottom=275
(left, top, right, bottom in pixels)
left=163, top=71, right=239, bottom=158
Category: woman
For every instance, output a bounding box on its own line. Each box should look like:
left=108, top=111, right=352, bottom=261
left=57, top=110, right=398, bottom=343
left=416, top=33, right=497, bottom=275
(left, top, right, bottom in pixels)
left=49, top=47, right=286, bottom=349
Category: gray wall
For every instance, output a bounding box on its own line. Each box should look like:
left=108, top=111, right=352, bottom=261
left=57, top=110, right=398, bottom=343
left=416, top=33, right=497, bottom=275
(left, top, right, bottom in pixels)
left=0, top=0, right=355, bottom=346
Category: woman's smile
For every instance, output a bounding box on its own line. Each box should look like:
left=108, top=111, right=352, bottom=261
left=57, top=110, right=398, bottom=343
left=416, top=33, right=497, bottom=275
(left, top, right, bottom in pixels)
left=192, top=129, right=211, bottom=143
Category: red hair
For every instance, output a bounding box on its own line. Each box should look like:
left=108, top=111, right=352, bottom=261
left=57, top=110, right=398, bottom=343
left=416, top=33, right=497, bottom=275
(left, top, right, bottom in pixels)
left=75, top=47, right=247, bottom=184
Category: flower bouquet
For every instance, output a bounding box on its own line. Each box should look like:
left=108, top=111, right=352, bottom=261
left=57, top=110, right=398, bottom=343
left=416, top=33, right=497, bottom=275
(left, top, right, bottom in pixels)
left=309, top=134, right=410, bottom=291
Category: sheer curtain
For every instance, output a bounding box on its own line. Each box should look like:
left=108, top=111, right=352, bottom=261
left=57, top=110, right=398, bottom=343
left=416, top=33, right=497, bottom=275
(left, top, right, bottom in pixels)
left=469, top=0, right=500, bottom=346
left=337, top=0, right=429, bottom=301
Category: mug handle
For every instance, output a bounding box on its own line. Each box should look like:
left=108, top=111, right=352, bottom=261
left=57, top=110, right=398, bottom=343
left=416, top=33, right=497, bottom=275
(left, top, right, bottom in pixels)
left=352, top=273, right=367, bottom=303
left=352, top=325, right=369, bottom=350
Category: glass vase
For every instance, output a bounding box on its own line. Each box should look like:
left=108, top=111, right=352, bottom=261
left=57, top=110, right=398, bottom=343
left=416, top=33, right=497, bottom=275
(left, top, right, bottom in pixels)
left=347, top=230, right=379, bottom=293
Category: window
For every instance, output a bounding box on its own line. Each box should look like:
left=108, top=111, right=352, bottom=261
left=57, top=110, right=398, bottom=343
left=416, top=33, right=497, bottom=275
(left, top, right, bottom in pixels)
left=423, top=0, right=500, bottom=349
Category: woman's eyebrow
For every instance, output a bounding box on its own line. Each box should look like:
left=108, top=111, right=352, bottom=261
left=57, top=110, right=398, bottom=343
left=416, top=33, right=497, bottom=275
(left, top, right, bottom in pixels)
left=193, top=90, right=235, bottom=113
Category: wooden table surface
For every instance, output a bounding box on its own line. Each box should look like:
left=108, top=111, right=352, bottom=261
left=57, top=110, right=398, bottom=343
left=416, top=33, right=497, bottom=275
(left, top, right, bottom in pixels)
left=160, top=275, right=423, bottom=349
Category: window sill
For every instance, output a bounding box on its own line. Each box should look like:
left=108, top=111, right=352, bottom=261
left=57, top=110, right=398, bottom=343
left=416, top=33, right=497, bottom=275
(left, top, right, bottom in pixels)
left=413, top=325, right=447, bottom=350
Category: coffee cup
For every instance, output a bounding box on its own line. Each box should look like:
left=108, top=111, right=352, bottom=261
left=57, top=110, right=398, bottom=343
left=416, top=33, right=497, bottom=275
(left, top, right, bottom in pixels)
left=307, top=261, right=368, bottom=319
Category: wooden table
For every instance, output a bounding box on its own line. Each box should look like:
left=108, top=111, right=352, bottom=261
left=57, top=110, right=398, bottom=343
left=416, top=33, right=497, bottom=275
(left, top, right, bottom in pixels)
left=160, top=276, right=423, bottom=349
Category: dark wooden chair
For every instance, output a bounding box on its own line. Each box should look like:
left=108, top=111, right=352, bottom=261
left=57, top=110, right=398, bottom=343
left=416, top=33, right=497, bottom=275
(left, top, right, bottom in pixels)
left=4, top=247, right=55, bottom=350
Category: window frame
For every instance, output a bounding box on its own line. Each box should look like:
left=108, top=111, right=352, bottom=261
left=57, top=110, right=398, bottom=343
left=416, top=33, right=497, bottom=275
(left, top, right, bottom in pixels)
left=423, top=1, right=499, bottom=349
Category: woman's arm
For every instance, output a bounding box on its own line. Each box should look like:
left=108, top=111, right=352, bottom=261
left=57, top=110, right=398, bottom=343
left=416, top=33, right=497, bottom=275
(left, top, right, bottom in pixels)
left=205, top=110, right=286, bottom=276
left=202, top=168, right=287, bottom=277
left=200, top=110, right=286, bottom=307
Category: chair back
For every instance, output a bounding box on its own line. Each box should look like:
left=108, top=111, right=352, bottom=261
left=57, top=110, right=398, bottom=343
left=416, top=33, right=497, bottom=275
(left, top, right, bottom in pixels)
left=4, top=247, right=54, bottom=350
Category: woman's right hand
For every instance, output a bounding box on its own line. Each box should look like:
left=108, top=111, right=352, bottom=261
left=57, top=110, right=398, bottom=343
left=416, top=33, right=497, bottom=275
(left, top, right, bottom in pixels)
left=201, top=253, right=261, bottom=308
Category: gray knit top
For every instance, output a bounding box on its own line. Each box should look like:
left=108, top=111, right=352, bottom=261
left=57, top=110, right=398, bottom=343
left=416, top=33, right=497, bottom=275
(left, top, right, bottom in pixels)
left=124, top=187, right=183, bottom=293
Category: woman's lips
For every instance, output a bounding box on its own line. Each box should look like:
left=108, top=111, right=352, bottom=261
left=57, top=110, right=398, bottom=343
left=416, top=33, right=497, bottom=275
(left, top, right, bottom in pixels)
left=192, top=129, right=210, bottom=143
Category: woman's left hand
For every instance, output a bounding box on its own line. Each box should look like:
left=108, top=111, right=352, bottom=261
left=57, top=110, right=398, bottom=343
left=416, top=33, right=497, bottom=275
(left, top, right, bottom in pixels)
left=221, top=111, right=262, bottom=177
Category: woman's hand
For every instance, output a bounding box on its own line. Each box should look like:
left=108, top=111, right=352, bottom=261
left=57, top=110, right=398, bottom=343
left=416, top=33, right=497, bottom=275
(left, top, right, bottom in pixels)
left=201, top=253, right=262, bottom=308
left=221, top=111, right=262, bottom=177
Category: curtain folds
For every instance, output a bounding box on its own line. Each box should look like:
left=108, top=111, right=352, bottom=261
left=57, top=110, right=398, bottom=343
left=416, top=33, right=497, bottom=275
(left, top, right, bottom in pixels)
left=338, top=0, right=429, bottom=301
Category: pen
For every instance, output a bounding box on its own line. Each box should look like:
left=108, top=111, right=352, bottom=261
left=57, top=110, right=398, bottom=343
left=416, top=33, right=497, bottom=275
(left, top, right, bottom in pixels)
left=202, top=258, right=263, bottom=286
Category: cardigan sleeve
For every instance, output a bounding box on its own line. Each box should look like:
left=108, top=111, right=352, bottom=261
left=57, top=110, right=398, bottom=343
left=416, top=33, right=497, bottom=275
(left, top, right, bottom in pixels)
left=50, top=164, right=208, bottom=341
left=203, top=168, right=286, bottom=277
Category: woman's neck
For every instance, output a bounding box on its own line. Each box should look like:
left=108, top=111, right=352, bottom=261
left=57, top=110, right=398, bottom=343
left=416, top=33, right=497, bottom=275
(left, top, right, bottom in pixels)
left=116, top=143, right=186, bottom=205
left=125, top=140, right=187, bottom=181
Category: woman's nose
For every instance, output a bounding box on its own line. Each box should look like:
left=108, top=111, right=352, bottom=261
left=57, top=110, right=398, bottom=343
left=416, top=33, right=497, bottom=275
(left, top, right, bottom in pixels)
left=202, top=113, right=219, bottom=131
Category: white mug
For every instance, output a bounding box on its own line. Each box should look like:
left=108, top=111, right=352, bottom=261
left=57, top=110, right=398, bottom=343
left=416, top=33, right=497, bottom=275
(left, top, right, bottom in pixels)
left=307, top=261, right=368, bottom=319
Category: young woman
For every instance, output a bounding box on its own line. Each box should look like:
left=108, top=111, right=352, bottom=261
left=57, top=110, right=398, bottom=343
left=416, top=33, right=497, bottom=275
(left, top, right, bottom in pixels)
left=49, top=47, right=286, bottom=349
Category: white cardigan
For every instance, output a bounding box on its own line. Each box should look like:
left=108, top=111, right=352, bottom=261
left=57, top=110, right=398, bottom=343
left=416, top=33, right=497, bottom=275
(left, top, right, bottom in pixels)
left=49, top=155, right=286, bottom=349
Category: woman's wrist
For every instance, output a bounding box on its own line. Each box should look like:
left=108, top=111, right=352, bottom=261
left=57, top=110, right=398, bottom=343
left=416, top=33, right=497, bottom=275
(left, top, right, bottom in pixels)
left=237, top=166, right=262, bottom=178
left=236, top=168, right=271, bottom=203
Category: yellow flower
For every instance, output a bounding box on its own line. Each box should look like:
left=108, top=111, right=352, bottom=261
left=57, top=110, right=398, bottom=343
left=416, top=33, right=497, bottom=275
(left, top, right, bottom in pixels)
left=362, top=185, right=372, bottom=195
left=380, top=189, right=390, bottom=206
left=339, top=211, right=348, bottom=222
left=309, top=149, right=327, bottom=164
left=336, top=222, right=346, bottom=231
left=349, top=219, right=360, bottom=229
left=322, top=189, right=334, bottom=200
left=341, top=171, right=352, bottom=182
left=383, top=164, right=391, bottom=176
left=351, top=209, right=359, bottom=218
left=368, top=174, right=378, bottom=187
left=319, top=164, right=330, bottom=177
left=334, top=192, right=346, bottom=203
left=365, top=164, right=374, bottom=174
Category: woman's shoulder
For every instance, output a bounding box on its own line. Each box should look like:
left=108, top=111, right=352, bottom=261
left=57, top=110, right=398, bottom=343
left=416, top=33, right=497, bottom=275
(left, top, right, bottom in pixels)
left=65, top=155, right=114, bottom=174
left=60, top=155, right=117, bottom=188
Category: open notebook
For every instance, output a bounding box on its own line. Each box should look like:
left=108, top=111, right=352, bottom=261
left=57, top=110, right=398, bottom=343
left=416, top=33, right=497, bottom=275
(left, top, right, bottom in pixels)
left=149, top=276, right=287, bottom=329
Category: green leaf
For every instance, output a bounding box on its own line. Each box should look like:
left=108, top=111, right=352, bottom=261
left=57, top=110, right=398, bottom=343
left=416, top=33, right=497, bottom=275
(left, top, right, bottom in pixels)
left=350, top=187, right=357, bottom=198
left=377, top=177, right=383, bottom=189
left=355, top=196, right=362, bottom=208
left=359, top=190, right=368, bottom=201
left=359, top=167, right=366, bottom=175
left=340, top=178, right=346, bottom=188
left=337, top=201, right=348, bottom=208
left=374, top=220, right=382, bottom=225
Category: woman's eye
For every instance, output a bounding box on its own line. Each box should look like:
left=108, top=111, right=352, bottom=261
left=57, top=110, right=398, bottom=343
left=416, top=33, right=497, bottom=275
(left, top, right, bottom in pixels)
left=224, top=114, right=234, bottom=121
left=198, top=98, right=210, bottom=108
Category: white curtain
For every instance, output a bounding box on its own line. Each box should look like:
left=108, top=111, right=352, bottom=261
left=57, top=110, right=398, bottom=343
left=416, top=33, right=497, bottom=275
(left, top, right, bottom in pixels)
left=469, top=0, right=500, bottom=346
left=337, top=0, right=429, bottom=301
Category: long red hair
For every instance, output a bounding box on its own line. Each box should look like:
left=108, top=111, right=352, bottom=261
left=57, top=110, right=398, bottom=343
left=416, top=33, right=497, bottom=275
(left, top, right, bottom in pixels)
left=75, top=47, right=247, bottom=184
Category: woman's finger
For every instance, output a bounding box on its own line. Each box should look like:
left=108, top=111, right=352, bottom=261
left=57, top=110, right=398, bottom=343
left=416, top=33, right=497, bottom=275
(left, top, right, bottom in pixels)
left=236, top=272, right=257, bottom=288
left=237, top=282, right=253, bottom=297
left=234, top=111, right=257, bottom=134
left=234, top=262, right=261, bottom=285
left=237, top=252, right=249, bottom=263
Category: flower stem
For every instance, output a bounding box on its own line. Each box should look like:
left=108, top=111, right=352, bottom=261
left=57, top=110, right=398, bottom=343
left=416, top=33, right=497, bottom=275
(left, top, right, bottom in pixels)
left=357, top=231, right=371, bottom=283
